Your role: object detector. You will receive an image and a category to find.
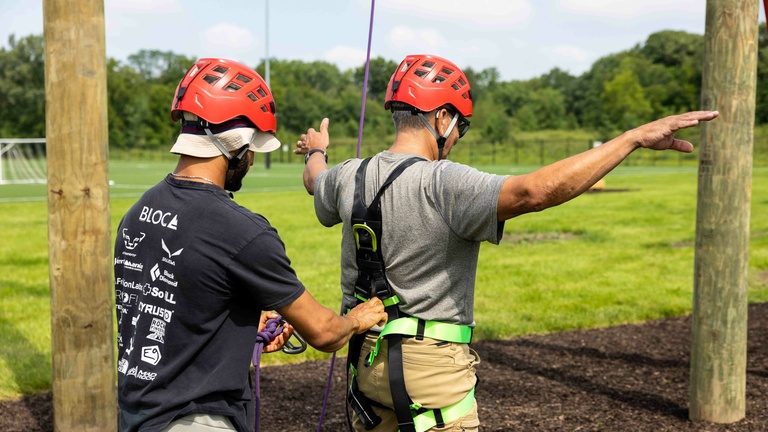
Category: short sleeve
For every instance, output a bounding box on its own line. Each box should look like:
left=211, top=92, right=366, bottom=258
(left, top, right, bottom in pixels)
left=430, top=163, right=508, bottom=244
left=229, top=229, right=305, bottom=311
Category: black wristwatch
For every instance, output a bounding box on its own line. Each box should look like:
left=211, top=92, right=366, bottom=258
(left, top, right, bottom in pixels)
left=305, top=149, right=328, bottom=164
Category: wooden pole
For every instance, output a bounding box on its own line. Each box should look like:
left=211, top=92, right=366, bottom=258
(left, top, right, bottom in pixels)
left=43, top=0, right=116, bottom=430
left=690, top=0, right=756, bottom=423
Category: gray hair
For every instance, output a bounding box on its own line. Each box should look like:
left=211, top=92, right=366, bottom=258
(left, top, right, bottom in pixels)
left=391, top=103, right=426, bottom=133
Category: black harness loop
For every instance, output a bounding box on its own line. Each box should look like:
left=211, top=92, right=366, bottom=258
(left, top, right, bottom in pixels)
left=346, top=156, right=422, bottom=432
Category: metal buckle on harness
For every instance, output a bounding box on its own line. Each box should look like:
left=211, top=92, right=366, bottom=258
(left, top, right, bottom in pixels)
left=353, top=223, right=378, bottom=252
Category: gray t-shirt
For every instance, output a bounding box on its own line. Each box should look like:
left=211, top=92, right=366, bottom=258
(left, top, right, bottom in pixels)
left=314, top=151, right=508, bottom=327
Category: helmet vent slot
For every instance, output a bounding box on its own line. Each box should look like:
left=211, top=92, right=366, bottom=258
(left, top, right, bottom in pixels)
left=400, top=61, right=412, bottom=71
left=247, top=92, right=259, bottom=102
left=202, top=74, right=220, bottom=85
left=451, top=83, right=460, bottom=90
left=256, top=87, right=268, bottom=98
left=458, top=78, right=466, bottom=86
left=421, top=61, right=435, bottom=69
left=224, top=82, right=242, bottom=92
left=212, top=65, right=229, bottom=74
left=440, top=67, right=453, bottom=75
left=414, top=69, right=428, bottom=78
left=235, top=74, right=252, bottom=83
left=433, top=75, right=447, bottom=83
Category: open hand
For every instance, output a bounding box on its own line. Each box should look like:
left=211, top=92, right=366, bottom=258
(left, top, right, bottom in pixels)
left=630, top=110, right=719, bottom=152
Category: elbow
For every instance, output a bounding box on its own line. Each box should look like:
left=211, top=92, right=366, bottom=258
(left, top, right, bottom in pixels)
left=307, top=333, right=346, bottom=353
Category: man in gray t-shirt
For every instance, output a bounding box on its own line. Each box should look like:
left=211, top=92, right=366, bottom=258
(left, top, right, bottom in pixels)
left=296, top=54, right=718, bottom=432
left=314, top=152, right=506, bottom=327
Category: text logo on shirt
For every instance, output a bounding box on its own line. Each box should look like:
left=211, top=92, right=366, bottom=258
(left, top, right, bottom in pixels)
left=139, top=206, right=178, bottom=230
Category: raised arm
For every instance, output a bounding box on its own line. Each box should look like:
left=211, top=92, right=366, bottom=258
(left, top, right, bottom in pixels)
left=295, top=118, right=331, bottom=195
left=276, top=290, right=387, bottom=352
left=497, top=110, right=719, bottom=221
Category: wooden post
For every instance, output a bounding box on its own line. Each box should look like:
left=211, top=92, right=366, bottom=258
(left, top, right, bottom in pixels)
left=690, top=0, right=756, bottom=423
left=43, top=0, right=116, bottom=430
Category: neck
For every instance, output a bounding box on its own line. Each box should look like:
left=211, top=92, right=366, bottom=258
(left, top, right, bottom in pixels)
left=173, top=155, right=226, bottom=187
left=389, top=130, right=439, bottom=160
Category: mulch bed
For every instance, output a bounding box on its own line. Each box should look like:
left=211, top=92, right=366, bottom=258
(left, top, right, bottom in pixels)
left=2, top=302, right=766, bottom=431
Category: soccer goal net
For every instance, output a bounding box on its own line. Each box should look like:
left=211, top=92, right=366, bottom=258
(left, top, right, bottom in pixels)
left=0, top=138, right=47, bottom=185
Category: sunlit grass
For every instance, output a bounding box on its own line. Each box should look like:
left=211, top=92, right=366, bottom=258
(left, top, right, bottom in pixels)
left=0, top=162, right=766, bottom=399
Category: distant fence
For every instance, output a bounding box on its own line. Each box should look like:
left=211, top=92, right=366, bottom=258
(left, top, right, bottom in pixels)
left=259, top=133, right=768, bottom=168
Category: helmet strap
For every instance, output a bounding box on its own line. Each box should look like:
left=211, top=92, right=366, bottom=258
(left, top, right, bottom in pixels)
left=417, top=111, right=458, bottom=161
left=203, top=127, right=249, bottom=180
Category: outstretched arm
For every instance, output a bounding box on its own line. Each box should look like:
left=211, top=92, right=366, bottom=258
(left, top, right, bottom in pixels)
left=497, top=110, right=719, bottom=221
left=276, top=290, right=387, bottom=352
left=295, top=118, right=331, bottom=195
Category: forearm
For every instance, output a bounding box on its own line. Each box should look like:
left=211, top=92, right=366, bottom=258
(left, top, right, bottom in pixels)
left=276, top=291, right=364, bottom=352
left=302, top=155, right=327, bottom=195
left=498, top=131, right=640, bottom=220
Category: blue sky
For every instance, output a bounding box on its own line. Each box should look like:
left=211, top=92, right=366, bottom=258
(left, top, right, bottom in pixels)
left=2, top=0, right=765, bottom=82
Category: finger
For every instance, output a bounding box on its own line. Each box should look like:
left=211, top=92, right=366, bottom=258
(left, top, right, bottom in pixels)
left=670, top=139, right=694, bottom=153
left=320, top=118, right=330, bottom=133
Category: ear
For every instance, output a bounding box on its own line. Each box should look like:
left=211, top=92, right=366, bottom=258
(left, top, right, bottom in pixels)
left=435, top=108, right=450, bottom=133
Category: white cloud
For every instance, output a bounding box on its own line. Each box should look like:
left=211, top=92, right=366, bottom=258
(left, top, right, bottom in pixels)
left=558, top=0, right=703, bottom=19
left=201, top=23, right=257, bottom=54
left=388, top=26, right=448, bottom=52
left=323, top=45, right=371, bottom=70
left=107, top=0, right=182, bottom=13
left=551, top=45, right=591, bottom=63
left=379, top=0, right=533, bottom=27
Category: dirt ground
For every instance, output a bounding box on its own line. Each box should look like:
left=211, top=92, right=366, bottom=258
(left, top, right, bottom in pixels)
left=2, top=302, right=766, bottom=432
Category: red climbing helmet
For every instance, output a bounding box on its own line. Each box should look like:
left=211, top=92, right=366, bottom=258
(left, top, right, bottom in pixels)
left=384, top=54, right=472, bottom=117
left=170, top=58, right=277, bottom=134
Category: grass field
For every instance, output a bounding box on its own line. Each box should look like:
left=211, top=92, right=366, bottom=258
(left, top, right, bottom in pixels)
left=1, top=159, right=767, bottom=400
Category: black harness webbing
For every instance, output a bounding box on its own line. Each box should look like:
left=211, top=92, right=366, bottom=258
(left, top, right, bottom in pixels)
left=346, top=156, right=422, bottom=432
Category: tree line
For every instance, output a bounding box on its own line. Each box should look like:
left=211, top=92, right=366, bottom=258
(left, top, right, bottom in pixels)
left=2, top=27, right=768, bottom=150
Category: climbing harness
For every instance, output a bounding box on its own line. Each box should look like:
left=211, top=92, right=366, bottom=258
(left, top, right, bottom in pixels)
left=344, top=157, right=475, bottom=432
left=252, top=315, right=306, bottom=432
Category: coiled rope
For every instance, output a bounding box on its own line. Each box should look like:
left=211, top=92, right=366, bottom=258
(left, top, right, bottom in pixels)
left=252, top=315, right=286, bottom=432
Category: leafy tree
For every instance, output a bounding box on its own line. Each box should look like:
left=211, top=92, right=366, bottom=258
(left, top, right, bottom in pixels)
left=353, top=57, right=398, bottom=101
left=127, top=50, right=194, bottom=86
left=464, top=66, right=501, bottom=102
left=601, top=58, right=653, bottom=130
left=641, top=30, right=703, bottom=68
left=0, top=34, right=45, bottom=137
left=527, top=88, right=566, bottom=130
left=494, top=80, right=532, bottom=117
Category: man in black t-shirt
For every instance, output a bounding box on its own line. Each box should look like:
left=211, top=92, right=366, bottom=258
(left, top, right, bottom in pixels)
left=114, top=58, right=387, bottom=432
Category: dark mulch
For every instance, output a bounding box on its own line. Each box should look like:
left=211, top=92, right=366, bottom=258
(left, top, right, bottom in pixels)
left=2, top=303, right=766, bottom=432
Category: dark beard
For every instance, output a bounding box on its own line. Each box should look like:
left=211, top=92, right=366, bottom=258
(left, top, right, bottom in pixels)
left=224, top=154, right=250, bottom=191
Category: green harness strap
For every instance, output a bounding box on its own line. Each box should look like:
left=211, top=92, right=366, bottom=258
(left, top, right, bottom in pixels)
left=366, top=317, right=473, bottom=366
left=412, top=387, right=476, bottom=432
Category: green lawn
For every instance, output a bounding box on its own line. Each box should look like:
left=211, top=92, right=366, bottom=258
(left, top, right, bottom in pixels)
left=0, top=160, right=766, bottom=400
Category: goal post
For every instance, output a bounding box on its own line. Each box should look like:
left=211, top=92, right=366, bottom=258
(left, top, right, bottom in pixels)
left=0, top=138, right=47, bottom=185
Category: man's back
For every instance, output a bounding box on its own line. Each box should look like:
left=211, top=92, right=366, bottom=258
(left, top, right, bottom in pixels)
left=115, top=175, right=304, bottom=431
left=313, top=151, right=507, bottom=326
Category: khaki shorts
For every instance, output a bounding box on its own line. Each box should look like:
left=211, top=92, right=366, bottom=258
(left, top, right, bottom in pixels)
left=160, top=413, right=237, bottom=431
left=351, top=332, right=481, bottom=432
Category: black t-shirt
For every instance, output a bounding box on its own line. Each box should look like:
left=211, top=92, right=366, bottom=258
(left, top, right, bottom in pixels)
left=114, top=175, right=305, bottom=432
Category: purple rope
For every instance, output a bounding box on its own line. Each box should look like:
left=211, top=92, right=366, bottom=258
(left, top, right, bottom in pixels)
left=355, top=0, right=376, bottom=159
left=253, top=316, right=284, bottom=432
left=318, top=3, right=376, bottom=430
